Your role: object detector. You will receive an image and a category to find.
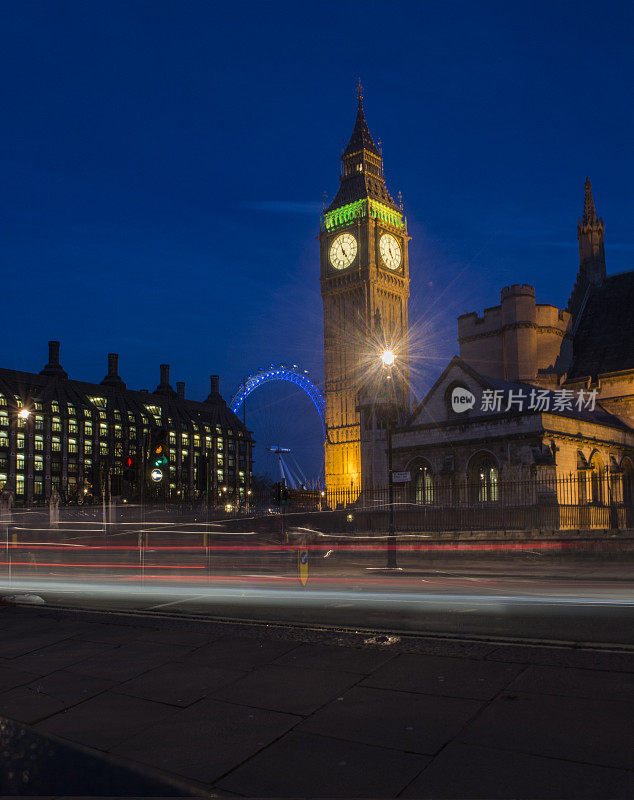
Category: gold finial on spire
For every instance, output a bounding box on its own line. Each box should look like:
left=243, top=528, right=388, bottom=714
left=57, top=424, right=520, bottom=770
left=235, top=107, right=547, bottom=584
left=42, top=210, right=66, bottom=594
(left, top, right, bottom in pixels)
left=397, top=190, right=403, bottom=210
left=357, top=77, right=363, bottom=104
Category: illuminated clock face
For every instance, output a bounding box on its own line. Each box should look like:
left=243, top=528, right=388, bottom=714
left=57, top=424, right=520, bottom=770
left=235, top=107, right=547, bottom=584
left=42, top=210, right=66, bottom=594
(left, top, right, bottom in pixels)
left=379, top=233, right=402, bottom=270
left=329, top=233, right=357, bottom=270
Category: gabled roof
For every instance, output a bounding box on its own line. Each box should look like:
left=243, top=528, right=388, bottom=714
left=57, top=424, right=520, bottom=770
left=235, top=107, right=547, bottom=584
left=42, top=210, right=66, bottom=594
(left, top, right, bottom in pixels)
left=406, top=356, right=630, bottom=432
left=568, top=270, right=634, bottom=380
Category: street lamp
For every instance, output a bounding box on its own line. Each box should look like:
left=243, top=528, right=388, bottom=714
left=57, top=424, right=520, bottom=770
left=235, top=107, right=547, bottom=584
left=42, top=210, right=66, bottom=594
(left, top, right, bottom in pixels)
left=18, top=409, right=30, bottom=420
left=380, top=350, right=398, bottom=569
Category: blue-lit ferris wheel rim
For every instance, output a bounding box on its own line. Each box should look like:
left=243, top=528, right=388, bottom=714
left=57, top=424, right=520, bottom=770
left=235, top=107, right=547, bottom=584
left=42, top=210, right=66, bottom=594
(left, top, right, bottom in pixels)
left=230, top=365, right=326, bottom=439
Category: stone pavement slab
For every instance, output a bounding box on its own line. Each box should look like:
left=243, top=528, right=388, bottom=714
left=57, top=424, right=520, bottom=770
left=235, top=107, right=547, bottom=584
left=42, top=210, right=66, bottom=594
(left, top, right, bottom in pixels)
left=0, top=628, right=78, bottom=659
left=65, top=641, right=194, bottom=681
left=0, top=662, right=39, bottom=692
left=215, top=730, right=430, bottom=798
left=211, top=664, right=362, bottom=715
left=297, top=686, right=483, bottom=755
left=362, top=653, right=523, bottom=700
left=0, top=683, right=70, bottom=723
left=400, top=741, right=634, bottom=799
left=487, top=643, right=634, bottom=672
left=8, top=638, right=117, bottom=675
left=20, top=669, right=114, bottom=707
left=506, top=663, right=634, bottom=701
left=270, top=642, right=396, bottom=673
left=117, top=661, right=248, bottom=706
left=34, top=690, right=180, bottom=750
left=458, top=691, right=634, bottom=770
left=111, top=697, right=300, bottom=785
left=187, top=635, right=298, bottom=668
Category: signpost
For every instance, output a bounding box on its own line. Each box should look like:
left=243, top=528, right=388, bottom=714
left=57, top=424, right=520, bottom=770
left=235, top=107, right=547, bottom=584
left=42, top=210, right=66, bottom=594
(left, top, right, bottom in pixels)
left=298, top=547, right=309, bottom=586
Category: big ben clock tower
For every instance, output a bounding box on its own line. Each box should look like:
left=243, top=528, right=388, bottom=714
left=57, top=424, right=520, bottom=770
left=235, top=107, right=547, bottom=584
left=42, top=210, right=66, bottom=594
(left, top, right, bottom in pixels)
left=320, top=83, right=410, bottom=495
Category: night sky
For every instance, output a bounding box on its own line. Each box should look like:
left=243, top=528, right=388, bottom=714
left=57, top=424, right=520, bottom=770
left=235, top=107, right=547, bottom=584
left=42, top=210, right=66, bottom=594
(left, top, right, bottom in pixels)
left=2, top=1, right=633, bottom=480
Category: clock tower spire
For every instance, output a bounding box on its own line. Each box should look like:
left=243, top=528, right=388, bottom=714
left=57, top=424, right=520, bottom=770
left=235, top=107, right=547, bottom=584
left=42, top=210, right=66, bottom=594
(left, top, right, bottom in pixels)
left=320, top=85, right=410, bottom=495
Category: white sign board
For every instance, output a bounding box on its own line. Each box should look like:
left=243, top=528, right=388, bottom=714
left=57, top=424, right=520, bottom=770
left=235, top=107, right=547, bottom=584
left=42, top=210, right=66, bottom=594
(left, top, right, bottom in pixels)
left=392, top=471, right=411, bottom=483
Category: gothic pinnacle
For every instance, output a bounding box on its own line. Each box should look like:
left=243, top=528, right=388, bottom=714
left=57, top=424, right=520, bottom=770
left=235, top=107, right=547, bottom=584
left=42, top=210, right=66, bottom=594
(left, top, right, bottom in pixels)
left=582, top=177, right=599, bottom=227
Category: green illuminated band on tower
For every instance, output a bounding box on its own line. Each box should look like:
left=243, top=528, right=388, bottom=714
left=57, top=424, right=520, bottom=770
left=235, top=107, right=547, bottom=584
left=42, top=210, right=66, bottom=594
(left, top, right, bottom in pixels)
left=322, top=199, right=404, bottom=232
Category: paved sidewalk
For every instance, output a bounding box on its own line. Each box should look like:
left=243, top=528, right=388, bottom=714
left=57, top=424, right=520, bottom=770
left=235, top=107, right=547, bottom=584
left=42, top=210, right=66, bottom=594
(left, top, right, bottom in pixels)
left=0, top=604, right=634, bottom=798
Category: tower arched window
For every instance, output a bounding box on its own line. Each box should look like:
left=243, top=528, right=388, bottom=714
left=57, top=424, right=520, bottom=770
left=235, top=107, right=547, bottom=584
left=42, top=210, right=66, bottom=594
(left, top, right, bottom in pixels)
left=468, top=451, right=499, bottom=503
left=589, top=453, right=605, bottom=505
left=407, top=460, right=434, bottom=505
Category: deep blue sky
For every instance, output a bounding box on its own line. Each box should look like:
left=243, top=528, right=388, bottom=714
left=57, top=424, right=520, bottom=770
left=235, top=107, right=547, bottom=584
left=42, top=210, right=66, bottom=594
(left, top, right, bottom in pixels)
left=2, top=1, right=633, bottom=478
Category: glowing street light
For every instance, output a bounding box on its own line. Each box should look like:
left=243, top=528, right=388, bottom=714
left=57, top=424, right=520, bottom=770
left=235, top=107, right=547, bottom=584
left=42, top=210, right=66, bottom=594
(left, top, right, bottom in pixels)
left=18, top=408, right=30, bottom=420
left=381, top=349, right=395, bottom=367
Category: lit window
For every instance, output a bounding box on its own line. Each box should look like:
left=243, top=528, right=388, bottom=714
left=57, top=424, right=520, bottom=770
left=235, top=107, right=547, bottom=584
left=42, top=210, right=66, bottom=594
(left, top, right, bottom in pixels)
left=51, top=402, right=60, bottom=413
left=169, top=432, right=176, bottom=445
left=205, top=436, right=212, bottom=449
left=52, top=436, right=61, bottom=452
left=100, top=442, right=108, bottom=455
left=17, top=434, right=25, bottom=450
left=193, top=434, right=201, bottom=448
left=51, top=417, right=62, bottom=432
left=34, top=455, right=43, bottom=472
left=68, top=419, right=78, bottom=433
left=35, top=436, right=43, bottom=451
left=182, top=448, right=189, bottom=458
left=0, top=473, right=6, bottom=490
left=217, top=438, right=224, bottom=451
left=16, top=475, right=24, bottom=495
left=35, top=415, right=44, bottom=430
left=0, top=411, right=8, bottom=427
left=84, top=441, right=92, bottom=454
left=84, top=422, right=93, bottom=436
left=114, top=410, right=121, bottom=421
left=99, top=411, right=107, bottom=420
left=89, top=396, right=107, bottom=409
left=68, top=404, right=76, bottom=416
left=127, top=412, right=135, bottom=422
left=99, top=423, right=108, bottom=437
left=0, top=432, right=8, bottom=448
left=0, top=395, right=5, bottom=407
left=16, top=454, right=25, bottom=471
left=68, top=438, right=78, bottom=454
left=115, top=424, right=122, bottom=439
left=129, top=426, right=137, bottom=441
left=34, top=480, right=43, bottom=495
left=216, top=469, right=224, bottom=481
left=181, top=432, right=189, bottom=444
left=84, top=409, right=91, bottom=418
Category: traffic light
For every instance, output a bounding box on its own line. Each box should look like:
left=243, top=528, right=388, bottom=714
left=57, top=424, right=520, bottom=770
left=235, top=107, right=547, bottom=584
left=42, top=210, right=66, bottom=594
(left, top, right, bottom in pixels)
left=124, top=455, right=136, bottom=484
left=148, top=427, right=168, bottom=484
left=273, top=482, right=289, bottom=505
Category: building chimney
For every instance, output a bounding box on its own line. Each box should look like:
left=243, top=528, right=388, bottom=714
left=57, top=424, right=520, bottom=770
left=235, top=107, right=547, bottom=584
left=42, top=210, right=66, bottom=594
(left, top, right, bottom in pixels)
left=101, top=352, right=126, bottom=389
left=49, top=341, right=60, bottom=366
left=210, top=375, right=219, bottom=395
left=39, top=340, right=68, bottom=379
left=177, top=381, right=185, bottom=399
left=154, top=363, right=175, bottom=395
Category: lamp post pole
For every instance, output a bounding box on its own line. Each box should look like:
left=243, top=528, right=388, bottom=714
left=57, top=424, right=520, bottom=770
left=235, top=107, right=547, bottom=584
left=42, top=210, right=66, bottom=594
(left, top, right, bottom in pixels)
left=380, top=350, right=398, bottom=569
